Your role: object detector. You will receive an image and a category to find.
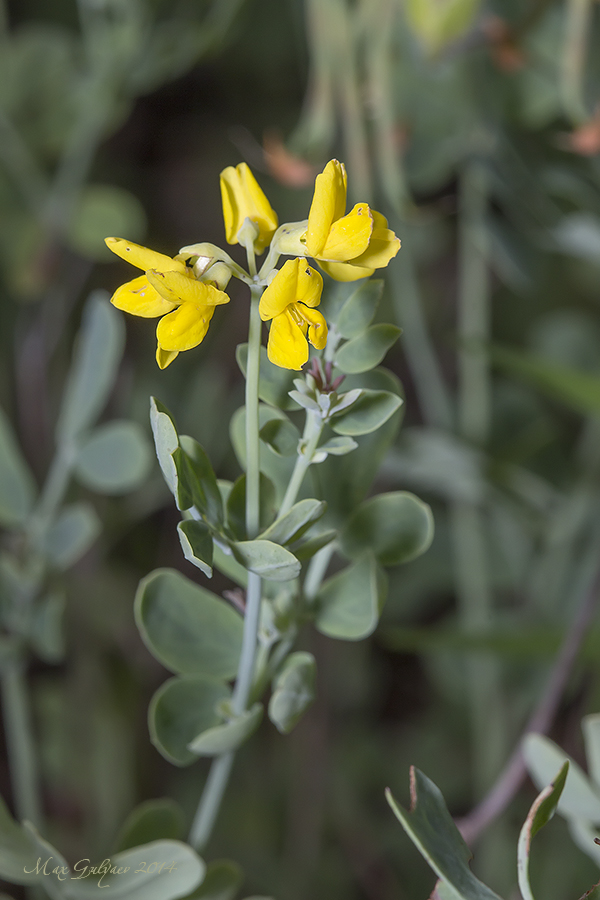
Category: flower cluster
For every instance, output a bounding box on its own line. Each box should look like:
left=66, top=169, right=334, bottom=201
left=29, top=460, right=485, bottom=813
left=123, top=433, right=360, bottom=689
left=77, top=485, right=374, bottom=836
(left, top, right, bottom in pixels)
left=104, top=159, right=400, bottom=370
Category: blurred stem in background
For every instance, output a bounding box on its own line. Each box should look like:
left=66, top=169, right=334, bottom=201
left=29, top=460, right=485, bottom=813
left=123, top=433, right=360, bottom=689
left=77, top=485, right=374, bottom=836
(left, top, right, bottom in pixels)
left=561, top=0, right=592, bottom=124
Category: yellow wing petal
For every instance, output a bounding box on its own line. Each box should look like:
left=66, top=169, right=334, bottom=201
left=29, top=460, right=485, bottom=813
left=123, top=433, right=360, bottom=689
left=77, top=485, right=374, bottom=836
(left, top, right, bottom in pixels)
left=105, top=237, right=186, bottom=274
left=305, top=160, right=347, bottom=258
left=298, top=304, right=328, bottom=350
left=319, top=203, right=373, bottom=262
left=349, top=208, right=401, bottom=268
left=146, top=270, right=229, bottom=306
left=296, top=262, right=323, bottom=308
left=156, top=345, right=180, bottom=369
left=111, top=275, right=178, bottom=317
left=318, top=260, right=375, bottom=282
left=259, top=258, right=298, bottom=320
left=266, top=309, right=309, bottom=370
left=156, top=302, right=216, bottom=351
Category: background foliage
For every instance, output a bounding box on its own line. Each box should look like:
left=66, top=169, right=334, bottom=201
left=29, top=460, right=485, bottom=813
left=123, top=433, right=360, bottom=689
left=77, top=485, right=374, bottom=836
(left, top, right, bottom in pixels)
left=3, top=0, right=600, bottom=897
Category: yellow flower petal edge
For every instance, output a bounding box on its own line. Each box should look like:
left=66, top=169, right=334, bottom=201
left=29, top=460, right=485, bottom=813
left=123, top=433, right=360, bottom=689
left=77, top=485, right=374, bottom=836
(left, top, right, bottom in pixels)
left=220, top=163, right=278, bottom=254
left=259, top=259, right=327, bottom=370
left=111, top=275, right=178, bottom=318
left=156, top=303, right=216, bottom=352
left=105, top=237, right=187, bottom=275
left=302, top=161, right=401, bottom=279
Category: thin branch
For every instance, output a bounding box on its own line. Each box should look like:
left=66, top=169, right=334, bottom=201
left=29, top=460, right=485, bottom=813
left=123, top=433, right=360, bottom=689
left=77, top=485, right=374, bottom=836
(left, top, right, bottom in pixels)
left=456, top=562, right=600, bottom=845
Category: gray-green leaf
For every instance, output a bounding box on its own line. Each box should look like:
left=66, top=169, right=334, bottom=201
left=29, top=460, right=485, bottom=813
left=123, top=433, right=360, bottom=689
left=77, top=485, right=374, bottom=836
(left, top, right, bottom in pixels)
left=341, top=491, right=434, bottom=565
left=150, top=397, right=179, bottom=496
left=334, top=324, right=401, bottom=375
left=331, top=390, right=403, bottom=436
left=258, top=499, right=326, bottom=546
left=232, top=540, right=301, bottom=582
left=0, top=406, right=35, bottom=527
left=335, top=280, right=383, bottom=339
left=517, top=762, right=568, bottom=900
left=268, top=652, right=316, bottom=734
left=188, top=702, right=263, bottom=756
left=116, top=799, right=185, bottom=852
left=135, top=569, right=243, bottom=678
left=315, top=553, right=387, bottom=640
left=44, top=502, right=101, bottom=569
left=149, top=675, right=230, bottom=766
left=56, top=293, right=125, bottom=441
left=386, top=769, right=502, bottom=900
left=178, top=520, right=213, bottom=578
left=75, top=420, right=151, bottom=494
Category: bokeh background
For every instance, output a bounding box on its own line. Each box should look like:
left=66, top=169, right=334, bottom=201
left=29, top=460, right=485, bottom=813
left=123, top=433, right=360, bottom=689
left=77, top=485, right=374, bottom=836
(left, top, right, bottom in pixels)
left=3, top=0, right=600, bottom=897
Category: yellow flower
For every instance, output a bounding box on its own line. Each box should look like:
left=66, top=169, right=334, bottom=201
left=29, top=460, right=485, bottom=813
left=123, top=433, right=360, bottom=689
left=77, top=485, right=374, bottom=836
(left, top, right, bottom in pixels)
left=220, top=163, right=278, bottom=254
left=304, top=160, right=401, bottom=281
left=259, top=258, right=327, bottom=370
left=105, top=237, right=229, bottom=369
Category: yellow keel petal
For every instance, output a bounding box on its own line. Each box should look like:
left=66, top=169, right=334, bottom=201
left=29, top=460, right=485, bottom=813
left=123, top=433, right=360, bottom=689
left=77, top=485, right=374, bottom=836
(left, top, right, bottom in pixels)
left=267, top=309, right=309, bottom=370
left=156, top=302, right=216, bottom=351
left=111, top=275, right=178, bottom=317
left=156, top=345, right=180, bottom=369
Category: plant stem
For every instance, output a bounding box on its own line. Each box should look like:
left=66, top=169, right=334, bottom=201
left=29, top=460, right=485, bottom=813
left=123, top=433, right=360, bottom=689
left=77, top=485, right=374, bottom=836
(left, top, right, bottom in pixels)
left=1, top=655, right=43, bottom=829
left=561, top=0, right=592, bottom=124
left=189, top=285, right=264, bottom=852
left=452, top=159, right=505, bottom=803
left=278, top=411, right=323, bottom=517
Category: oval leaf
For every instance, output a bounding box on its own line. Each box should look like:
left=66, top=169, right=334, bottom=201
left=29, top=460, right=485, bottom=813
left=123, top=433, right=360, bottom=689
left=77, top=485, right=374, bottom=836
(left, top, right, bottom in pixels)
left=65, top=840, right=205, bottom=900
left=116, top=799, right=185, bottom=852
left=231, top=540, right=301, bottom=582
left=149, top=675, right=230, bottom=766
left=331, top=390, right=403, bottom=436
left=75, top=420, right=151, bottom=494
left=341, top=491, right=434, bottom=565
left=522, top=733, right=600, bottom=821
left=178, top=520, right=213, bottom=578
left=334, top=324, right=401, bottom=375
left=150, top=397, right=179, bottom=496
left=259, top=499, right=326, bottom=546
left=517, top=762, right=568, bottom=900
left=183, top=859, right=243, bottom=900
left=135, top=569, right=243, bottom=678
left=188, top=702, right=263, bottom=756
left=44, top=502, right=101, bottom=569
left=0, top=406, right=35, bottom=527
left=57, top=293, right=125, bottom=441
left=335, top=279, right=383, bottom=339
left=315, top=553, right=387, bottom=640
left=268, top=651, right=316, bottom=734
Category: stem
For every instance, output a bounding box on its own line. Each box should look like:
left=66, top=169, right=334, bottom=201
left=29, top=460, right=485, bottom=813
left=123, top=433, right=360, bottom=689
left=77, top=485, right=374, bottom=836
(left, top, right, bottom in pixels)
left=303, top=543, right=335, bottom=601
left=452, top=160, right=504, bottom=803
left=189, top=285, right=264, bottom=851
left=245, top=287, right=262, bottom=538
left=1, top=656, right=43, bottom=828
left=279, top=411, right=323, bottom=517
left=561, top=0, right=592, bottom=125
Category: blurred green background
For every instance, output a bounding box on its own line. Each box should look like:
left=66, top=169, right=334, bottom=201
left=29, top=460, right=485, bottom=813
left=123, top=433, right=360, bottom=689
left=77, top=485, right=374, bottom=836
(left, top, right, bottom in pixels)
left=3, top=0, right=600, bottom=897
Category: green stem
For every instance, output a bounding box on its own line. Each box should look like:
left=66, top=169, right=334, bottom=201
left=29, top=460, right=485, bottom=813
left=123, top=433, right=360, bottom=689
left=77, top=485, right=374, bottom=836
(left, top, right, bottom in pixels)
left=303, top=543, right=335, bottom=601
left=1, top=656, right=43, bottom=828
left=452, top=159, right=504, bottom=804
left=561, top=0, right=592, bottom=124
left=189, top=286, right=264, bottom=852
left=279, top=411, right=323, bottom=517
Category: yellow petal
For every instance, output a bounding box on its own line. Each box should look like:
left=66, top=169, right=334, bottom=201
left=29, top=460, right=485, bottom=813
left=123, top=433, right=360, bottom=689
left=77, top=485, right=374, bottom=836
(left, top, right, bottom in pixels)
left=297, top=303, right=328, bottom=350
left=111, top=275, right=178, bottom=317
left=349, top=209, right=401, bottom=268
left=156, top=345, right=179, bottom=369
left=318, top=260, right=375, bottom=282
left=156, top=302, right=216, bottom=351
left=146, top=270, right=229, bottom=306
left=259, top=258, right=323, bottom=321
left=319, top=203, right=373, bottom=262
left=266, top=309, right=309, bottom=370
left=105, top=237, right=187, bottom=274
left=296, top=261, right=323, bottom=308
left=219, top=163, right=278, bottom=253
left=305, top=159, right=347, bottom=258
left=260, top=258, right=298, bottom=320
